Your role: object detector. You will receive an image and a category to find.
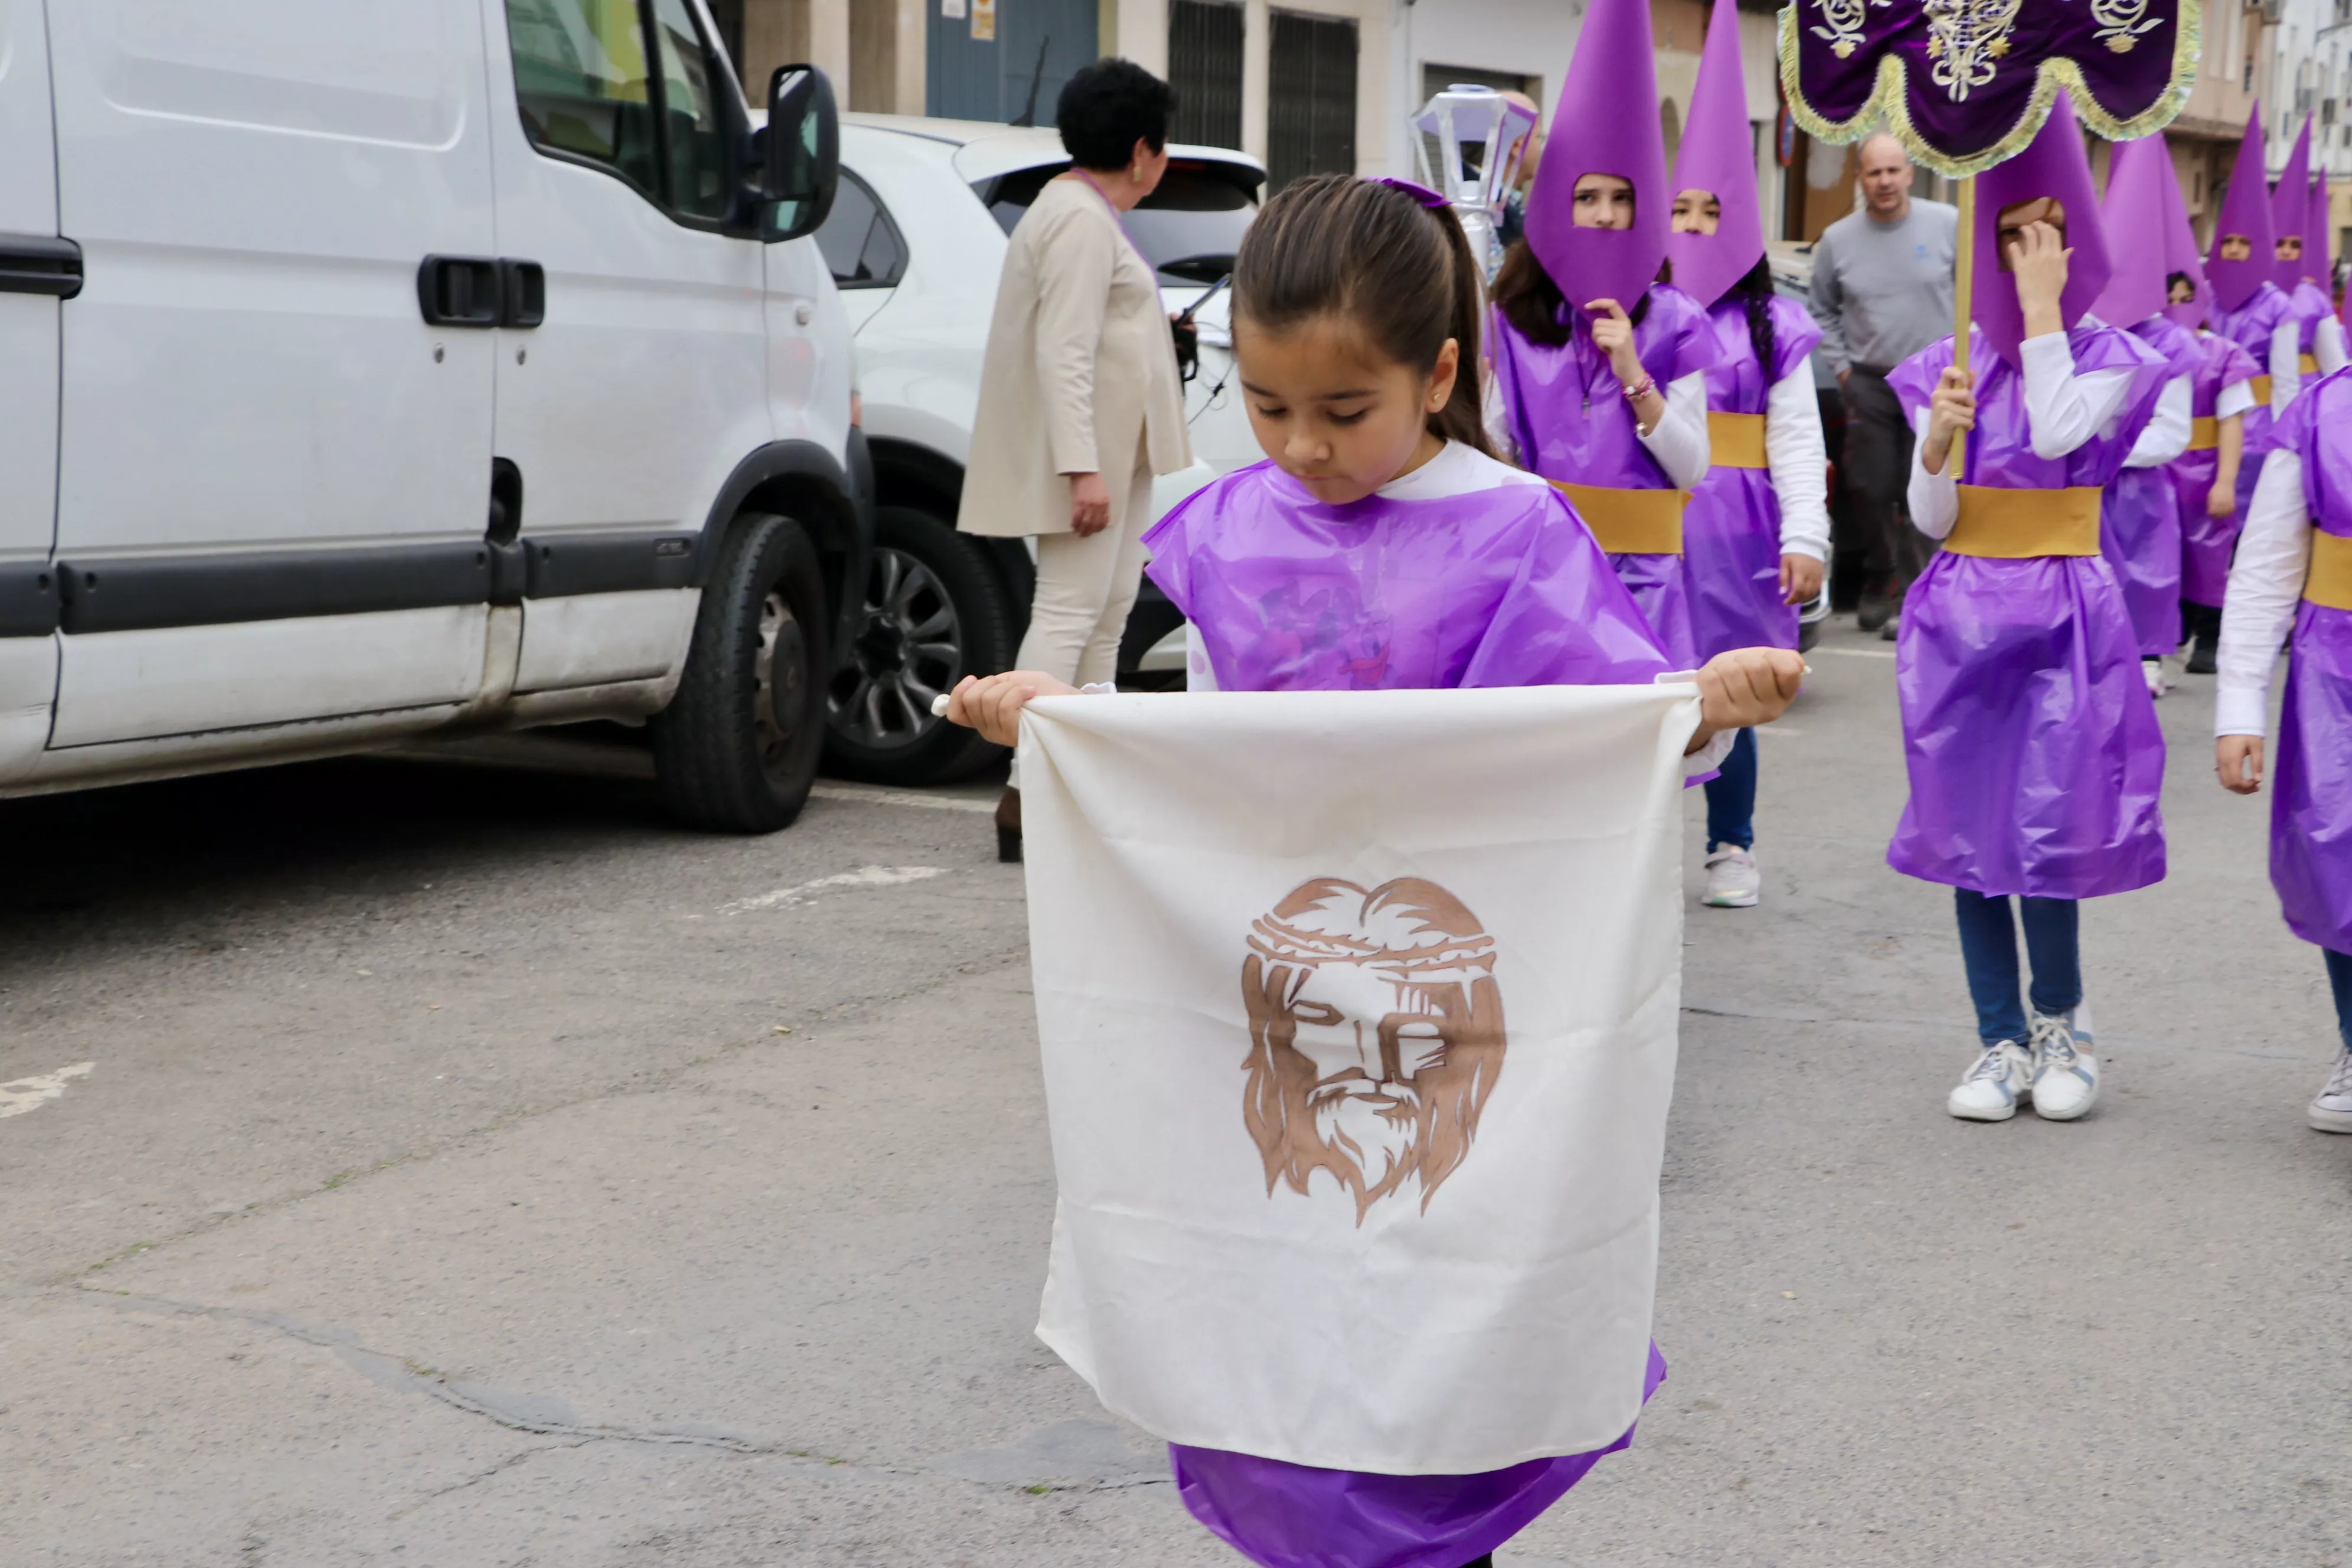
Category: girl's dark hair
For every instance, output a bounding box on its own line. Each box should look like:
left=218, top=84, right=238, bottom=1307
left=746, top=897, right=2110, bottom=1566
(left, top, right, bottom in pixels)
left=1233, top=174, right=1495, bottom=456
left=2165, top=269, right=2193, bottom=293
left=1056, top=58, right=1174, bottom=170
left=1726, top=254, right=1777, bottom=376
left=1490, top=239, right=1651, bottom=347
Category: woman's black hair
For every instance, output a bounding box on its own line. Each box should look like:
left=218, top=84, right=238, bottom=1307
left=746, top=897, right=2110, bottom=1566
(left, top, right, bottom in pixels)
left=1725, top=253, right=1778, bottom=376
left=1491, top=239, right=1651, bottom=347
left=2165, top=269, right=2193, bottom=293
left=1056, top=58, right=1175, bottom=171
left=1232, top=174, right=1495, bottom=456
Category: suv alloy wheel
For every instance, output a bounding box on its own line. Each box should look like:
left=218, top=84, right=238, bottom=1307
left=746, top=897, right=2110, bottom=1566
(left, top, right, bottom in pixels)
left=822, top=505, right=1013, bottom=785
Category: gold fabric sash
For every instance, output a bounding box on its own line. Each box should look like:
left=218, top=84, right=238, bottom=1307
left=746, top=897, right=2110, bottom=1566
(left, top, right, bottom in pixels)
left=2306, top=530, right=2352, bottom=610
left=1946, top=485, right=2103, bottom=558
left=1707, top=411, right=1769, bottom=469
left=2250, top=374, right=2274, bottom=405
left=2186, top=416, right=2220, bottom=452
left=1549, top=481, right=1687, bottom=554
left=2301, top=354, right=2321, bottom=376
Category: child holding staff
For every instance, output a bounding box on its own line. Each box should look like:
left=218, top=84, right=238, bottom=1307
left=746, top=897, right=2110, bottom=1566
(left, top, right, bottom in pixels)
left=1888, top=95, right=2172, bottom=1125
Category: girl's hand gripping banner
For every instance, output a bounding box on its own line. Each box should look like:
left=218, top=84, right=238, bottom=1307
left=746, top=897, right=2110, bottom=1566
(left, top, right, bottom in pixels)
left=1017, top=684, right=1698, bottom=1474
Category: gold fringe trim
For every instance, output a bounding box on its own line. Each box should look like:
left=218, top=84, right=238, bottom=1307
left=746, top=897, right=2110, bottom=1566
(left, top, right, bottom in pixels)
left=1777, top=0, right=2203, bottom=178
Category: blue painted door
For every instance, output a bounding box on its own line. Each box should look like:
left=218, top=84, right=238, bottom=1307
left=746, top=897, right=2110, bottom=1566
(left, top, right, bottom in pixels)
left=927, top=0, right=1097, bottom=125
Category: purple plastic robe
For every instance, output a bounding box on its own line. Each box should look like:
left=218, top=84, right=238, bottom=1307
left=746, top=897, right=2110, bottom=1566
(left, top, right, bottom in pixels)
left=2264, top=374, right=2352, bottom=953
left=2291, top=279, right=2334, bottom=356
left=2214, top=281, right=2292, bottom=517
left=1684, top=294, right=1822, bottom=658
left=2100, top=315, right=2201, bottom=655
left=1488, top=283, right=1720, bottom=667
left=1138, top=460, right=1673, bottom=1568
left=2173, top=332, right=2262, bottom=605
left=1884, top=324, right=2171, bottom=899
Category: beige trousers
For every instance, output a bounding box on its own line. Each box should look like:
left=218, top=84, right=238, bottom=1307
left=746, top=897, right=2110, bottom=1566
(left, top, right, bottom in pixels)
left=1015, top=453, right=1157, bottom=688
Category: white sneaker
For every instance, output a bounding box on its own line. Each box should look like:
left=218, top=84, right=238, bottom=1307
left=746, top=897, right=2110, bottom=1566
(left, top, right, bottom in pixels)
left=1948, top=1041, right=2033, bottom=1121
left=2308, top=1046, right=2352, bottom=1133
left=2142, top=658, right=2168, bottom=699
left=2027, top=1010, right=2099, bottom=1120
left=1701, top=847, right=1761, bottom=908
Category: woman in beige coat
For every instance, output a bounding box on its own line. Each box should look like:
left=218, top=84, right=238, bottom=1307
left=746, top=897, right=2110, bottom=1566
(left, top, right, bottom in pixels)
left=959, top=58, right=1193, bottom=860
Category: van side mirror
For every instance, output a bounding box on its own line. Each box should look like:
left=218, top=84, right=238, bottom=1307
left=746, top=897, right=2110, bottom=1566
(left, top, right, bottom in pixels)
left=763, top=64, right=839, bottom=242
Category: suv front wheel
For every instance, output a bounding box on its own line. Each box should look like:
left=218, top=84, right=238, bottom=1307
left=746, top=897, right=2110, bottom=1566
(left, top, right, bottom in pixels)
left=822, top=505, right=1013, bottom=786
left=652, top=512, right=829, bottom=832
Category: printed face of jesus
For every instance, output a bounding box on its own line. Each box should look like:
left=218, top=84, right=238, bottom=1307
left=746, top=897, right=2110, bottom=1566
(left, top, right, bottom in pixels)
left=1283, top=961, right=1453, bottom=1189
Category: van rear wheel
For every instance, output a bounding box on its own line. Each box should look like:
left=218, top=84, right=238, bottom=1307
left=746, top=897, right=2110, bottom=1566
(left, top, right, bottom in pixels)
left=652, top=512, right=828, bottom=833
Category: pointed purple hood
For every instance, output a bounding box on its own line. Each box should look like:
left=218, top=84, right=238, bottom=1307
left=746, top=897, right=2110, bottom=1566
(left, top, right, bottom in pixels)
left=1524, top=0, right=1667, bottom=312
left=1664, top=0, right=1760, bottom=308
left=2209, top=108, right=2274, bottom=312
left=2092, top=135, right=2171, bottom=329
left=2272, top=117, right=2312, bottom=290
left=2157, top=139, right=2212, bottom=330
left=1972, top=91, right=2110, bottom=369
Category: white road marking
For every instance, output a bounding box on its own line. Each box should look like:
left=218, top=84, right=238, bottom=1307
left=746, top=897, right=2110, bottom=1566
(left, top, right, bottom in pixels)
left=721, top=865, right=948, bottom=916
left=1812, top=645, right=1897, bottom=660
left=807, top=783, right=995, bottom=814
left=1, top=1061, right=96, bottom=1119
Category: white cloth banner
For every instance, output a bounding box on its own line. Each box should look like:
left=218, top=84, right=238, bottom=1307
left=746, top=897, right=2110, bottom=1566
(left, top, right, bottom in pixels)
left=1020, top=683, right=1698, bottom=1476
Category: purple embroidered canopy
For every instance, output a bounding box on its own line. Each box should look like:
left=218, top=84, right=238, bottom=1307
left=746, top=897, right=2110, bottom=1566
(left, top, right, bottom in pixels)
left=1779, top=0, right=2200, bottom=176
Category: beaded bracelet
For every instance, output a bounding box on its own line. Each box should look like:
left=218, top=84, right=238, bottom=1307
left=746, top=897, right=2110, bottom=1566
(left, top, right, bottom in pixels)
left=1621, top=372, right=1657, bottom=403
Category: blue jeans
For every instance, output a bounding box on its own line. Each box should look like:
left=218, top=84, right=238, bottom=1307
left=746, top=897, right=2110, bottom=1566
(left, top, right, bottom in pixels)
left=1954, top=890, right=2082, bottom=1047
left=2326, top=948, right=2352, bottom=1049
left=1703, top=728, right=1757, bottom=851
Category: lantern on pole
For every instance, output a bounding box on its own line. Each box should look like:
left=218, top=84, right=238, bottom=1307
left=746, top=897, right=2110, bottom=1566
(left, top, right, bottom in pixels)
left=1409, top=84, right=1540, bottom=280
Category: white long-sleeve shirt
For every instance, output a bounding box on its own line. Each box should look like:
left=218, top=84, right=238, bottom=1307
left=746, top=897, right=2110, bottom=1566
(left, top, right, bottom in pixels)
left=2270, top=321, right=2301, bottom=411
left=1905, top=332, right=2138, bottom=537
left=1175, top=441, right=1739, bottom=774
left=1763, top=363, right=1832, bottom=561
left=2214, top=448, right=2312, bottom=737
left=2123, top=375, right=2193, bottom=468
left=2318, top=316, right=2349, bottom=376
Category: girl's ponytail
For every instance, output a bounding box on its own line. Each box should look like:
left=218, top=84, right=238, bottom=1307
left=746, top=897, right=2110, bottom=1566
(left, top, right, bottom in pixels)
left=1233, top=174, right=1498, bottom=459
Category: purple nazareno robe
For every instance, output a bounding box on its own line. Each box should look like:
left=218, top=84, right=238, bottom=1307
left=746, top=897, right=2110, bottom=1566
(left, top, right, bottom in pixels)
left=2101, top=314, right=2203, bottom=655
left=2214, top=280, right=2292, bottom=518
left=1884, top=323, right=2172, bottom=899
left=2172, top=331, right=2262, bottom=606
left=1488, top=283, right=1720, bottom=667
left=1137, top=458, right=1672, bottom=1568
left=2290, top=280, right=2334, bottom=358
left=1684, top=293, right=1821, bottom=658
left=2265, top=372, right=2352, bottom=953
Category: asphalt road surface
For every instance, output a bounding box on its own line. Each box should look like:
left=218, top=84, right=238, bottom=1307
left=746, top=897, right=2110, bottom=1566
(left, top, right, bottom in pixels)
left=5, top=620, right=2348, bottom=1567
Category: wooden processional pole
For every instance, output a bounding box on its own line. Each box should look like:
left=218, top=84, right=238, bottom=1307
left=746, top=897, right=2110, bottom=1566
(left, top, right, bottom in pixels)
left=1951, top=174, right=1974, bottom=474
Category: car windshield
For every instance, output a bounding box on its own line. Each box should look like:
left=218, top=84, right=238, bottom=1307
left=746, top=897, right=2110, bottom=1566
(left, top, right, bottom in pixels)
left=974, top=160, right=1259, bottom=285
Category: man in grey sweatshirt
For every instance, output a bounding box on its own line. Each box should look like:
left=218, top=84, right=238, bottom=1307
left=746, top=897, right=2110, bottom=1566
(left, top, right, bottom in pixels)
left=1810, top=133, right=1958, bottom=634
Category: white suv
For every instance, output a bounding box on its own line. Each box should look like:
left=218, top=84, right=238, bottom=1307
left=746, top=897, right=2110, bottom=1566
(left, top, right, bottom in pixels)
left=0, top=1, right=865, bottom=832
left=815, top=115, right=1263, bottom=786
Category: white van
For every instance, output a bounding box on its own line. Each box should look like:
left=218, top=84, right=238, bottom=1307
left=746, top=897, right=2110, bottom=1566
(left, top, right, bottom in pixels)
left=0, top=0, right=864, bottom=832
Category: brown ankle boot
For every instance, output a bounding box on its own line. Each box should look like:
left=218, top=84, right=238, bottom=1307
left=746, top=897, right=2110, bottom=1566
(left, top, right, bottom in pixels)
left=994, top=786, right=1021, bottom=863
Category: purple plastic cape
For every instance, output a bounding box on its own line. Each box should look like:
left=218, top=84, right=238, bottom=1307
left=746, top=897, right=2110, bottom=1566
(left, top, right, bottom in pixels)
left=2101, top=315, right=2201, bottom=655
left=1884, top=324, right=2170, bottom=898
left=1685, top=293, right=1822, bottom=657
left=2215, top=281, right=2291, bottom=519
left=1138, top=462, right=1674, bottom=1568
left=2266, top=374, right=2352, bottom=952
left=1172, top=1345, right=1668, bottom=1568
left=1972, top=93, right=2111, bottom=371
left=1523, top=0, right=1665, bottom=312
left=2309, top=171, right=2333, bottom=292
left=2090, top=135, right=2172, bottom=329
left=2157, top=142, right=2215, bottom=331
left=2271, top=118, right=2314, bottom=293
left=1664, top=0, right=1762, bottom=311
left=2173, top=331, right=2262, bottom=605
left=2209, top=108, right=2276, bottom=314
left=1487, top=285, right=1720, bottom=667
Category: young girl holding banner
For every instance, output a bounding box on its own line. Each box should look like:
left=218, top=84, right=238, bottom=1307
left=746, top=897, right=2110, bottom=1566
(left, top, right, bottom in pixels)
left=943, top=168, right=1801, bottom=1568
